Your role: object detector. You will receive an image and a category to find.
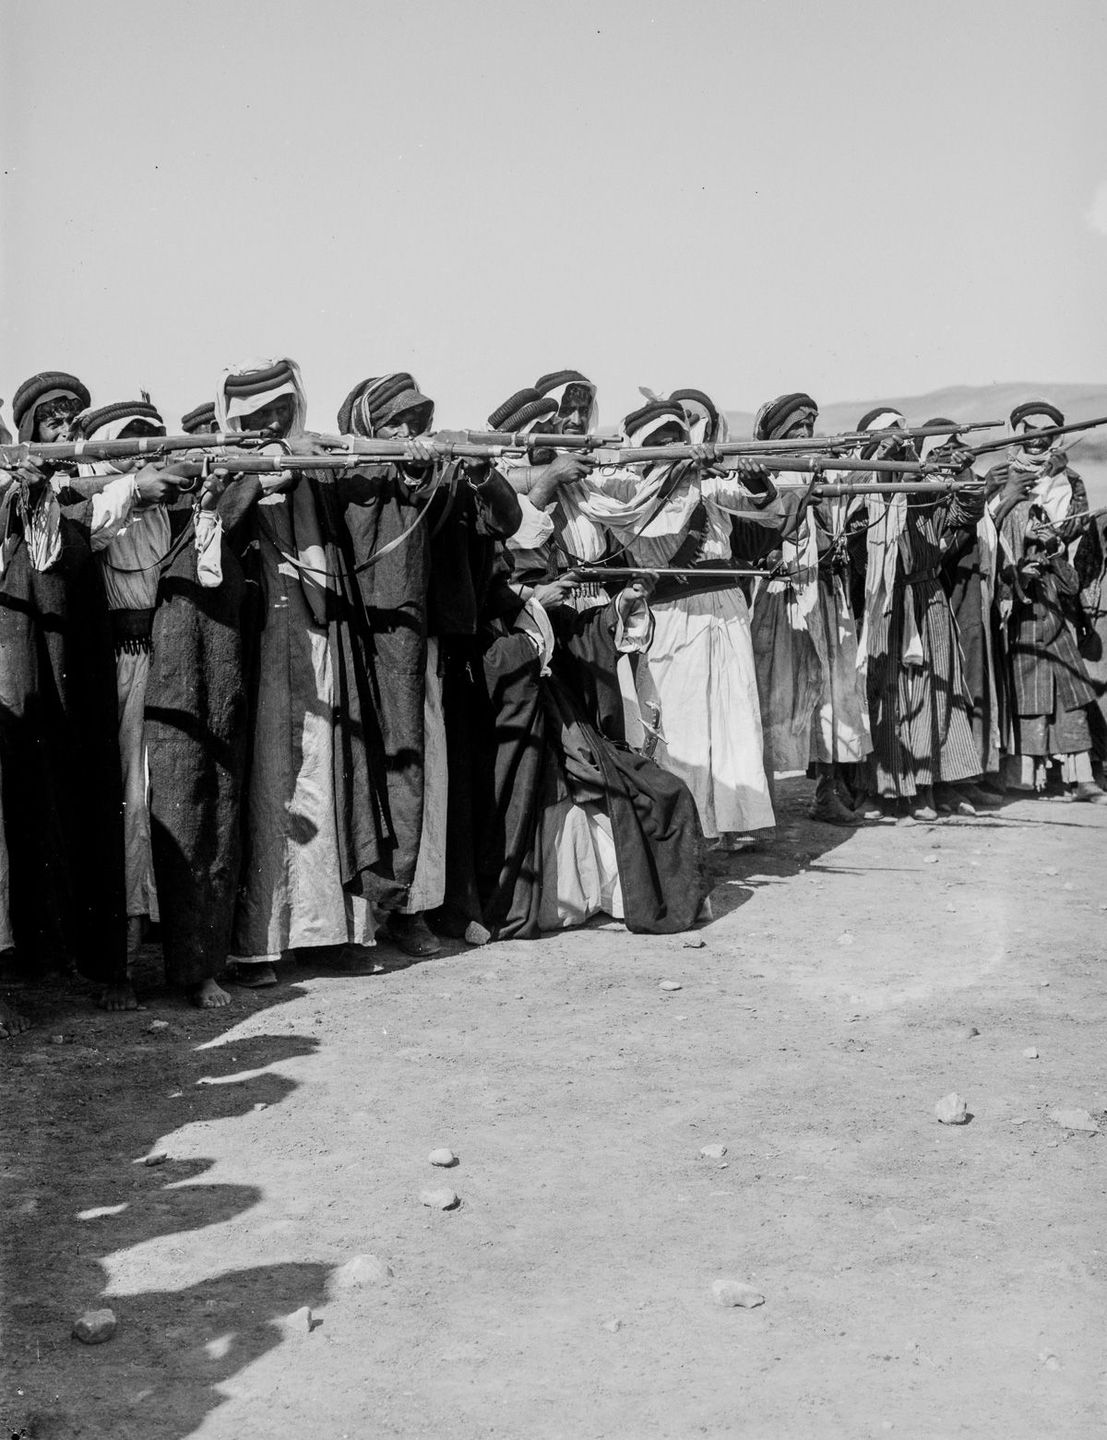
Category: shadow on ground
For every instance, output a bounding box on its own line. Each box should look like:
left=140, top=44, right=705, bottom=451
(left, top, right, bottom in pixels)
left=1, top=964, right=334, bottom=1439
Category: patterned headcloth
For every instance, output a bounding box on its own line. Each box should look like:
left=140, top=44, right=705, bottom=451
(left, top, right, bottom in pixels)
left=857, top=407, right=906, bottom=433
left=12, top=370, right=91, bottom=440
left=670, top=388, right=722, bottom=444
left=487, top=387, right=559, bottom=435
left=74, top=400, right=165, bottom=442
left=1009, top=399, right=1064, bottom=433
left=856, top=406, right=908, bottom=459
left=215, top=357, right=306, bottom=436
left=917, top=417, right=961, bottom=464
left=754, top=392, right=818, bottom=441
left=337, top=372, right=434, bottom=438
left=534, top=369, right=598, bottom=431
left=622, top=399, right=690, bottom=448
left=181, top=402, right=218, bottom=434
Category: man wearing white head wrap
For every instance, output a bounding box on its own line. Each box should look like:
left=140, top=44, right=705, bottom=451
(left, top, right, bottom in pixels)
left=985, top=402, right=1105, bottom=801
left=562, top=398, right=780, bottom=845
left=214, top=358, right=396, bottom=984
left=73, top=400, right=246, bottom=1006
left=748, top=394, right=870, bottom=826
left=75, top=401, right=177, bottom=979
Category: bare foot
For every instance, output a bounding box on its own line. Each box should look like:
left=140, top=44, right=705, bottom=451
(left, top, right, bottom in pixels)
left=0, top=997, right=30, bottom=1038
left=98, top=981, right=139, bottom=1012
left=189, top=978, right=232, bottom=1009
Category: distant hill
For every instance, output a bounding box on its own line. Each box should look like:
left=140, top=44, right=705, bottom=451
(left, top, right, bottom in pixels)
left=726, top=382, right=1107, bottom=506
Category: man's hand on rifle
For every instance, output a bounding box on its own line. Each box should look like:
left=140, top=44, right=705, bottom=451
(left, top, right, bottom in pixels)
left=731, top=457, right=769, bottom=482
left=544, top=454, right=594, bottom=487
left=133, top=466, right=178, bottom=506
left=532, top=575, right=579, bottom=609
left=616, top=573, right=656, bottom=622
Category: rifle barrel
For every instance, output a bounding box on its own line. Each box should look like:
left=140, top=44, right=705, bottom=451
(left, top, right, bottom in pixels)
left=4, top=431, right=270, bottom=464
left=965, top=415, right=1107, bottom=458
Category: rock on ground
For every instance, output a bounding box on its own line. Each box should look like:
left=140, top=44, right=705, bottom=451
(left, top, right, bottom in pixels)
left=711, top=1280, right=765, bottom=1309
left=935, top=1093, right=969, bottom=1125
left=72, top=1309, right=116, bottom=1344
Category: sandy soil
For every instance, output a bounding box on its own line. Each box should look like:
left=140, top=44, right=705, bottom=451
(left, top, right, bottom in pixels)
left=2, top=778, right=1105, bottom=1440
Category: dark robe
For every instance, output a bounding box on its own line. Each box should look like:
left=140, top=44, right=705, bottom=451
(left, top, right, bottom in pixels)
left=145, top=508, right=248, bottom=985
left=0, top=504, right=126, bottom=980
left=338, top=463, right=434, bottom=905
left=863, top=493, right=983, bottom=795
left=426, top=469, right=525, bottom=936
left=472, top=593, right=708, bottom=941
left=218, top=463, right=398, bottom=910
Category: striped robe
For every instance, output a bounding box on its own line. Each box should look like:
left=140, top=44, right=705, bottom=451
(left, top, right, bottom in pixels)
left=862, top=495, right=980, bottom=795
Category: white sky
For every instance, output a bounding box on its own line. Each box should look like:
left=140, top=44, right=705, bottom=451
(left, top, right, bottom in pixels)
left=2, top=0, right=1105, bottom=430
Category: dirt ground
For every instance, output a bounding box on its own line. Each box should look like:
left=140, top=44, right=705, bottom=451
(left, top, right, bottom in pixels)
left=2, top=777, right=1105, bottom=1440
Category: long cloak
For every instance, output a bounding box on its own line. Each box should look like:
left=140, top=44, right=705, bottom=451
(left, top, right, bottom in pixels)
left=0, top=509, right=126, bottom=979
left=475, top=598, right=708, bottom=941
left=145, top=508, right=248, bottom=985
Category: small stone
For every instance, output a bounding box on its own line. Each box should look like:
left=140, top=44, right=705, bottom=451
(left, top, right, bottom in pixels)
left=1039, top=1348, right=1062, bottom=1370
left=699, top=1144, right=727, bottom=1160
left=72, top=1308, right=117, bottom=1344
left=923, top=855, right=939, bottom=865
left=428, top=1148, right=458, bottom=1168
left=962, top=1026, right=980, bottom=1040
left=711, top=1279, right=765, bottom=1309
left=50, top=1034, right=65, bottom=1045
left=682, top=939, right=706, bottom=949
left=143, top=1151, right=168, bottom=1167
left=602, top=1318, right=622, bottom=1333
left=146, top=1020, right=170, bottom=1033
left=934, top=1093, right=969, bottom=1125
left=330, top=1254, right=392, bottom=1292
left=277, top=1305, right=320, bottom=1334
left=420, top=1187, right=461, bottom=1210
left=1048, top=1108, right=1099, bottom=1133
left=837, top=931, right=854, bottom=946
left=658, top=980, right=682, bottom=992
left=1022, top=1047, right=1039, bottom=1060
left=1042, top=867, right=1059, bottom=876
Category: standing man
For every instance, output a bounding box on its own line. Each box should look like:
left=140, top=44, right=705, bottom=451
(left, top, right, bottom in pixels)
left=215, top=358, right=393, bottom=985
left=750, top=393, right=869, bottom=824
left=988, top=401, right=1105, bottom=801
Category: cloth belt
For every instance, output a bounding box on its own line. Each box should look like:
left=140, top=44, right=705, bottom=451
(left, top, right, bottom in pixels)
left=110, top=607, right=155, bottom=654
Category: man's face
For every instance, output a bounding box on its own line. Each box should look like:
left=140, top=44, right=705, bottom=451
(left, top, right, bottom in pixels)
left=644, top=421, right=685, bottom=448
left=34, top=396, right=83, bottom=443
left=782, top=416, right=814, bottom=440
left=1020, top=422, right=1052, bottom=455
left=553, top=383, right=594, bottom=436
left=246, top=395, right=296, bottom=438
left=111, top=418, right=167, bottom=473
left=376, top=404, right=432, bottom=440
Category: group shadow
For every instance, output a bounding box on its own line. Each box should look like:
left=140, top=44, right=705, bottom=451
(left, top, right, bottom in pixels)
left=0, top=958, right=348, bottom=1440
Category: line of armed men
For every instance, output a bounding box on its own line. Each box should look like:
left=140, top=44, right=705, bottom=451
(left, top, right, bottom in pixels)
left=0, top=361, right=1103, bottom=1039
